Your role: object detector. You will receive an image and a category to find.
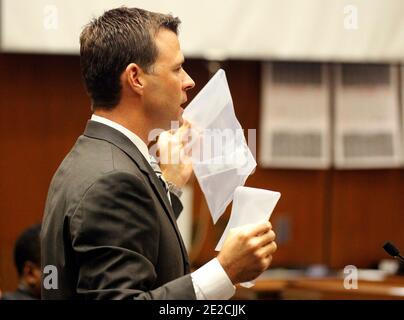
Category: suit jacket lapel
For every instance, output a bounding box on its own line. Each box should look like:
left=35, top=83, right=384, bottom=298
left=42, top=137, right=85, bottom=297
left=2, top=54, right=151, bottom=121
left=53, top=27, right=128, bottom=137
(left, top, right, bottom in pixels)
left=83, top=120, right=190, bottom=272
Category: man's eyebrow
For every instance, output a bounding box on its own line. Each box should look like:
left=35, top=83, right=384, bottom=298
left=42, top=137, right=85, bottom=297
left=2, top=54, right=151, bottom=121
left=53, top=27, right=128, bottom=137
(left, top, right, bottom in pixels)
left=175, top=57, right=185, bottom=67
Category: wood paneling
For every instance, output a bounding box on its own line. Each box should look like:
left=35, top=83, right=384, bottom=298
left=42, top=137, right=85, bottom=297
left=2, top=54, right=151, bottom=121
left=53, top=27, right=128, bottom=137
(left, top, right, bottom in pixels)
left=247, top=169, right=328, bottom=266
left=329, top=169, right=404, bottom=268
left=0, top=54, right=90, bottom=291
left=0, top=54, right=403, bottom=293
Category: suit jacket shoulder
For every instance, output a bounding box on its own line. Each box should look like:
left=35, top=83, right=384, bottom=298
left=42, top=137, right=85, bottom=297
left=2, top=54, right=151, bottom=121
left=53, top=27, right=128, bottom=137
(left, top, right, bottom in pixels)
left=41, top=121, right=194, bottom=300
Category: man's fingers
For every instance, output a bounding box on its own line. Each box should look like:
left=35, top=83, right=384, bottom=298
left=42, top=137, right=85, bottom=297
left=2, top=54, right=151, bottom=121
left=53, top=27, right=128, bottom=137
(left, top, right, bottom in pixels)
left=256, top=230, right=276, bottom=247
left=177, top=123, right=192, bottom=143
left=245, top=222, right=272, bottom=237
left=260, top=241, right=277, bottom=258
left=264, top=255, right=273, bottom=267
left=158, top=131, right=172, bottom=146
left=244, top=222, right=271, bottom=236
left=255, top=242, right=277, bottom=261
left=181, top=120, right=191, bottom=129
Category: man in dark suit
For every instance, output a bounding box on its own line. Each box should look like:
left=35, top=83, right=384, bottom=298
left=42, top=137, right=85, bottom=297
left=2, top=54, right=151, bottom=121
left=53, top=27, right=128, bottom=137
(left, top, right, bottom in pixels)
left=41, top=7, right=277, bottom=300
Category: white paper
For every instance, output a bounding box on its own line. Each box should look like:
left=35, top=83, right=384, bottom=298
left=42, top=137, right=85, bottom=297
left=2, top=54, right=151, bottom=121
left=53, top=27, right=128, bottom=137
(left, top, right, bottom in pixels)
left=215, top=186, right=280, bottom=251
left=215, top=186, right=280, bottom=288
left=183, top=69, right=257, bottom=224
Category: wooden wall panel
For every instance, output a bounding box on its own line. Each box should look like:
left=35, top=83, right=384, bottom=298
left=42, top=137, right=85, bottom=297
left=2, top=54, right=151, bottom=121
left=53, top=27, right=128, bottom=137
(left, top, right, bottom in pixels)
left=329, top=169, right=404, bottom=268
left=247, top=169, right=328, bottom=267
left=0, top=54, right=90, bottom=292
left=0, top=53, right=403, bottom=294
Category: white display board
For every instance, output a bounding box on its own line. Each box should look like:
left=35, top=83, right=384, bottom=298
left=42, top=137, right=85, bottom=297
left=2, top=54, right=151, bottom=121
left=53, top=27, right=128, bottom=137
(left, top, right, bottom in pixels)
left=259, top=62, right=331, bottom=169
left=2, top=0, right=404, bottom=61
left=334, top=64, right=402, bottom=168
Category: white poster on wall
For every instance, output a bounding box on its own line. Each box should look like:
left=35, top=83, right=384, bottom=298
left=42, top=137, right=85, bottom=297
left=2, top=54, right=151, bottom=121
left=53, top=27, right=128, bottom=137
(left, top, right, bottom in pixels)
left=2, top=0, right=404, bottom=61
left=334, top=64, right=402, bottom=168
left=259, top=62, right=331, bottom=169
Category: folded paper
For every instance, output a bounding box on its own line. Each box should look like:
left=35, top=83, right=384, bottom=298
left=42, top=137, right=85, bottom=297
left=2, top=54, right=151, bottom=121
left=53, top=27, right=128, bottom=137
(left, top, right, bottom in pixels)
left=215, top=186, right=281, bottom=288
left=183, top=69, right=257, bottom=223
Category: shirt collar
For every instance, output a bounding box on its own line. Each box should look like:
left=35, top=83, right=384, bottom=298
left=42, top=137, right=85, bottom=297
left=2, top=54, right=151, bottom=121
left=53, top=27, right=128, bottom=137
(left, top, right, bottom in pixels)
left=90, top=114, right=150, bottom=162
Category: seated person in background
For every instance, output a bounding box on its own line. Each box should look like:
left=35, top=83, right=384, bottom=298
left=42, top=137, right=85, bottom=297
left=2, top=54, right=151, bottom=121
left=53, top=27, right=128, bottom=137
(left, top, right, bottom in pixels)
left=1, top=224, right=41, bottom=300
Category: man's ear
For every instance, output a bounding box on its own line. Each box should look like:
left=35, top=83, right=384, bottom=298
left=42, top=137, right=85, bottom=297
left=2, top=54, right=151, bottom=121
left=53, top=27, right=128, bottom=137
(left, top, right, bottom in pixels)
left=125, top=63, right=145, bottom=95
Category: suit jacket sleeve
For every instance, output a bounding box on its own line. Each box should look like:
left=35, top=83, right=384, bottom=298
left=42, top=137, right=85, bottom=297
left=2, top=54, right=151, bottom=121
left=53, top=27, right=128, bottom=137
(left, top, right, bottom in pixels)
left=69, top=171, right=196, bottom=300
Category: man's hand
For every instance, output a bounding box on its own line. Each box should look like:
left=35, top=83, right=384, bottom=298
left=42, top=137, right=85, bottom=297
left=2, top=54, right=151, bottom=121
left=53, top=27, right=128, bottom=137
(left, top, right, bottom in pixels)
left=157, top=121, right=193, bottom=188
left=217, top=222, right=277, bottom=284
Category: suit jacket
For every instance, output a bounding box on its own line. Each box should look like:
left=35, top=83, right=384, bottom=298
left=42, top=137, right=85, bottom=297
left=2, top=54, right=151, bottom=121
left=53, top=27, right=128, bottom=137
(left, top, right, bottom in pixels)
left=41, top=120, right=195, bottom=300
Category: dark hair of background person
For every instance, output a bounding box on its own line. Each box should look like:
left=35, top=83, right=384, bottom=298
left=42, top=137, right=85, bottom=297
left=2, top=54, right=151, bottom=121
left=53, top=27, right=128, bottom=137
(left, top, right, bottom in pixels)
left=1, top=224, right=42, bottom=300
left=79, top=6, right=181, bottom=110
left=14, top=224, right=41, bottom=277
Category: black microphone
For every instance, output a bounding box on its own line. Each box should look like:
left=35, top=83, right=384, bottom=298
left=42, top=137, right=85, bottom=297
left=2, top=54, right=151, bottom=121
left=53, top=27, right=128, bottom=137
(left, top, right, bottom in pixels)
left=383, top=242, right=404, bottom=263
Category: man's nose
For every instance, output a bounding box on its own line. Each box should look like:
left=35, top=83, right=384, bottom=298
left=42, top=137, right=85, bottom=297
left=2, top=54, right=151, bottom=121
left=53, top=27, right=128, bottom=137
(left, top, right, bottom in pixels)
left=183, top=71, right=195, bottom=91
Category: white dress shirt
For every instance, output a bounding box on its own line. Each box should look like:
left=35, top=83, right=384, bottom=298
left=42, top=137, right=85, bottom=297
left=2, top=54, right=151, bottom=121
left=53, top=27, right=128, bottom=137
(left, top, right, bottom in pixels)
left=90, top=114, right=235, bottom=300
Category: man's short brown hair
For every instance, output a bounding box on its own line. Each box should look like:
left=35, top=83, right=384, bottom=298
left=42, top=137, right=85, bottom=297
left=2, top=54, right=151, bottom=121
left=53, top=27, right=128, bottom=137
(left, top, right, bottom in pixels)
left=80, top=7, right=180, bottom=109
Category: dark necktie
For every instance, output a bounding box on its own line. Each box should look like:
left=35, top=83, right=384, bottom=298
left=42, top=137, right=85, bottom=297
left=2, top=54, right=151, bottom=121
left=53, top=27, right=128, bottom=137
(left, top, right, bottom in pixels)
left=150, top=156, right=171, bottom=203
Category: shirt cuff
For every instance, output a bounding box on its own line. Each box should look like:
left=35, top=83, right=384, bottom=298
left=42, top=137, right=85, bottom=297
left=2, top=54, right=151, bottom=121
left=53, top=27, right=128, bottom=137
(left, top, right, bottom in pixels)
left=191, top=258, right=236, bottom=300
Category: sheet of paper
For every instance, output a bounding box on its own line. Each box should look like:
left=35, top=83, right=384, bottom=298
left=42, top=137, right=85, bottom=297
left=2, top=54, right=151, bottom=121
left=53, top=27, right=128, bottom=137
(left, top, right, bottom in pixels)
left=183, top=69, right=257, bottom=224
left=215, top=186, right=281, bottom=288
left=215, top=186, right=281, bottom=251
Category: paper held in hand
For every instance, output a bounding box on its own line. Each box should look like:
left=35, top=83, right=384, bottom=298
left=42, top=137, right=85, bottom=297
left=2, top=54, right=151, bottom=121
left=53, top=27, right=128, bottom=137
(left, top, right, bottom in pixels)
left=215, top=186, right=281, bottom=288
left=182, top=69, right=257, bottom=224
left=215, top=186, right=281, bottom=251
